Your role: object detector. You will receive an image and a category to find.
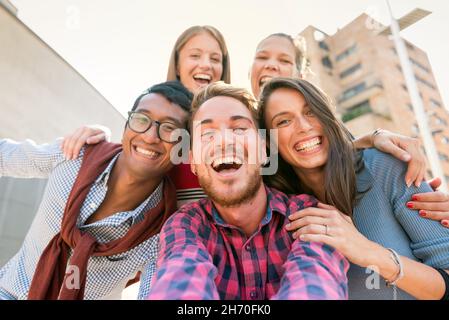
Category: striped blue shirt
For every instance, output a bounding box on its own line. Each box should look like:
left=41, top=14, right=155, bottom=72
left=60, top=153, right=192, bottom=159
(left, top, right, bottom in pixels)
left=0, top=138, right=162, bottom=300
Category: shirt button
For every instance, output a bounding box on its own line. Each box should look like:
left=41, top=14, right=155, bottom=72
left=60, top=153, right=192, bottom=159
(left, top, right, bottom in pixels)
left=245, top=244, right=251, bottom=251
left=250, top=291, right=257, bottom=299
left=89, top=202, right=96, bottom=209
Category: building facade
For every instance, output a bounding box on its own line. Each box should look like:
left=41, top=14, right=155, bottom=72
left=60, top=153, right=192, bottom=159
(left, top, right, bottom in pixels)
left=300, top=13, right=449, bottom=184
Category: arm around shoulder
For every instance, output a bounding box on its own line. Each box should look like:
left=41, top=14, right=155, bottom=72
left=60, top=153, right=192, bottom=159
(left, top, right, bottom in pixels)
left=0, top=138, right=64, bottom=179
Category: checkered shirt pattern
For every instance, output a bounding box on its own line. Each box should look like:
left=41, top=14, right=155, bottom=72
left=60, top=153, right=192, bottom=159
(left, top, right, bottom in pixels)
left=148, top=186, right=349, bottom=300
left=0, top=138, right=162, bottom=300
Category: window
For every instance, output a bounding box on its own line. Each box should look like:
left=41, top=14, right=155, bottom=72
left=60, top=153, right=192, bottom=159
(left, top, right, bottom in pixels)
left=319, top=41, right=329, bottom=51
left=439, top=153, right=449, bottom=162
left=406, top=42, right=415, bottom=51
left=321, top=56, right=333, bottom=69
left=416, top=75, right=436, bottom=90
left=336, top=44, right=356, bottom=62
left=342, top=100, right=372, bottom=122
left=435, top=116, right=448, bottom=126
left=340, top=63, right=361, bottom=79
left=410, top=58, right=430, bottom=73
left=340, top=82, right=366, bottom=102
left=430, top=99, right=442, bottom=108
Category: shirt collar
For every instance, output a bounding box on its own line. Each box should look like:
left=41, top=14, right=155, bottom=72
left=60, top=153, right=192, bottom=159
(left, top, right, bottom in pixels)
left=94, top=152, right=121, bottom=186
left=208, top=185, right=289, bottom=229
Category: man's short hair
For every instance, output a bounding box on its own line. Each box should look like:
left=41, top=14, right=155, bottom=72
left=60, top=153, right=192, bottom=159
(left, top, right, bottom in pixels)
left=189, top=81, right=259, bottom=134
left=131, top=80, right=193, bottom=113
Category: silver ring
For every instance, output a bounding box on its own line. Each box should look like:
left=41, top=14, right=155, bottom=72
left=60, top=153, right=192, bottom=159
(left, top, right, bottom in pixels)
left=325, top=224, right=330, bottom=236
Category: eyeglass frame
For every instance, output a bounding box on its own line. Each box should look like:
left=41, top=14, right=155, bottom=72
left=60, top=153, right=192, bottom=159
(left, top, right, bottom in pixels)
left=126, top=111, right=183, bottom=144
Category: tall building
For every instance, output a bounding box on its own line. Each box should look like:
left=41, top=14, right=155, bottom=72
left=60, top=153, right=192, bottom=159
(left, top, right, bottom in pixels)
left=300, top=13, right=449, bottom=185
left=0, top=1, right=126, bottom=266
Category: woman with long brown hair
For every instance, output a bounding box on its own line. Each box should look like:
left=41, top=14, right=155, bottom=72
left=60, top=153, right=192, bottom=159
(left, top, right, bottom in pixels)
left=258, top=77, right=449, bottom=300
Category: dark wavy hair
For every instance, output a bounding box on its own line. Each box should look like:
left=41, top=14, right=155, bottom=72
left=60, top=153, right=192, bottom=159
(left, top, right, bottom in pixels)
left=131, top=80, right=193, bottom=113
left=258, top=77, right=365, bottom=217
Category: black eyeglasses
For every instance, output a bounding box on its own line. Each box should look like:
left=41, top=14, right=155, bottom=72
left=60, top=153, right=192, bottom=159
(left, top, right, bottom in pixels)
left=127, top=111, right=182, bottom=143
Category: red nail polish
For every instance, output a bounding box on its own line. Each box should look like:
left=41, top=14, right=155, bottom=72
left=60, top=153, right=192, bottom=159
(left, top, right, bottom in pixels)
left=412, top=195, right=419, bottom=201
left=419, top=211, right=426, bottom=217
left=406, top=202, right=414, bottom=209
left=443, top=221, right=448, bottom=227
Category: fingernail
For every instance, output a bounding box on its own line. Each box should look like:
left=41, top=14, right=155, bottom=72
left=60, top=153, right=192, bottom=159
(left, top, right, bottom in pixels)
left=299, top=235, right=305, bottom=241
left=442, top=221, right=448, bottom=227
left=402, top=154, right=411, bottom=161
left=286, top=223, right=291, bottom=229
left=419, top=210, right=426, bottom=217
left=415, top=181, right=421, bottom=187
left=412, top=195, right=419, bottom=201
left=406, top=180, right=412, bottom=188
left=406, top=202, right=414, bottom=209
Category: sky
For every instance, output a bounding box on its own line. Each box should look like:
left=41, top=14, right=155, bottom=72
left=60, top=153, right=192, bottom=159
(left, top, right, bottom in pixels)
left=10, top=0, right=449, bottom=116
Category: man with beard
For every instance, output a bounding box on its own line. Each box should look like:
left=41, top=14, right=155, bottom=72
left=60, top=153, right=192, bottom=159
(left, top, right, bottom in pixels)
left=147, top=82, right=349, bottom=300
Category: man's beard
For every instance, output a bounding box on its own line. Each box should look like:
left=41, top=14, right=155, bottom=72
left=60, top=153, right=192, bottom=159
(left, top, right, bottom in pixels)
left=198, top=167, right=263, bottom=208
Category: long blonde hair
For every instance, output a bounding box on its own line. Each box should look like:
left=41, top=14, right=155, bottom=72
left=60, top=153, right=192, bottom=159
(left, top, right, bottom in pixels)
left=166, top=26, right=231, bottom=84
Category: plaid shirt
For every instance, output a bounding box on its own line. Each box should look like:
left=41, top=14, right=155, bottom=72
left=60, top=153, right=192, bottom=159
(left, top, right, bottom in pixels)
left=148, top=186, right=349, bottom=300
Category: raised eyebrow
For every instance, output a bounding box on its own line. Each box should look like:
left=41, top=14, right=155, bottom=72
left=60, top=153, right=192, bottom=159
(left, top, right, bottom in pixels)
left=230, top=115, right=254, bottom=125
left=134, top=110, right=183, bottom=126
left=210, top=52, right=223, bottom=59
left=161, top=116, right=184, bottom=126
left=271, top=111, right=291, bottom=124
left=195, top=118, right=213, bottom=129
left=255, top=50, right=268, bottom=55
left=279, top=53, right=294, bottom=60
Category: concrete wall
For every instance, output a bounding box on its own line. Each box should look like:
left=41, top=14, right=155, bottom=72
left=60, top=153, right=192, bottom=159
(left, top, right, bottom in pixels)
left=0, top=4, right=126, bottom=266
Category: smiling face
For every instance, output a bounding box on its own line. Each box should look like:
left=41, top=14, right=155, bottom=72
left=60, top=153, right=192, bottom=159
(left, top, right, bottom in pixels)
left=250, top=35, right=299, bottom=98
left=121, top=93, right=189, bottom=179
left=190, top=96, right=265, bottom=207
left=264, top=88, right=329, bottom=174
left=177, top=32, right=223, bottom=94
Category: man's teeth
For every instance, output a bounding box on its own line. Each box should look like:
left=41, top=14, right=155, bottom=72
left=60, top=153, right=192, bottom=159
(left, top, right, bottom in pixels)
left=211, top=156, right=243, bottom=170
left=136, top=147, right=159, bottom=157
left=194, top=74, right=212, bottom=81
left=295, top=137, right=322, bottom=152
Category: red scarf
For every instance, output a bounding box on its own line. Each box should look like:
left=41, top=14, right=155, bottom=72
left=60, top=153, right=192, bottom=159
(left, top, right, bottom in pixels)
left=27, top=142, right=176, bottom=299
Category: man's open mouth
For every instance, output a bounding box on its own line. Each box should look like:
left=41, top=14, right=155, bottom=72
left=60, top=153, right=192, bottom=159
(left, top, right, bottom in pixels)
left=211, top=156, right=243, bottom=174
